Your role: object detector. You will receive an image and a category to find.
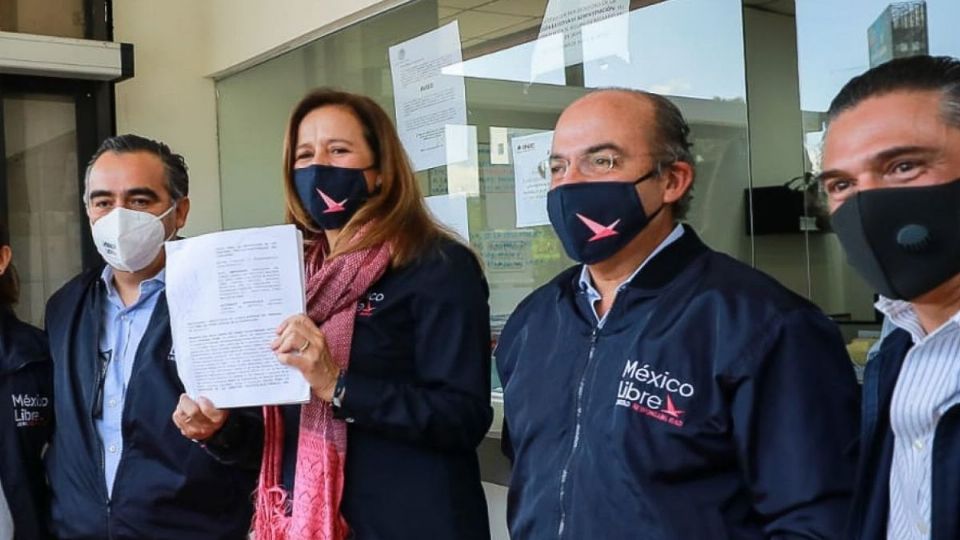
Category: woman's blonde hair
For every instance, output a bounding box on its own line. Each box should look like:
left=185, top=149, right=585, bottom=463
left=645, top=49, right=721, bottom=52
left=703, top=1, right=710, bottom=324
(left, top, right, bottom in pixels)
left=282, top=88, right=450, bottom=267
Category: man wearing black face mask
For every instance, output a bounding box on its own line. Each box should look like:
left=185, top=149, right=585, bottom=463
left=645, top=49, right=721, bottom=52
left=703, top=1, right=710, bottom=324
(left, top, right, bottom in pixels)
left=820, top=55, right=960, bottom=540
left=495, top=89, right=860, bottom=540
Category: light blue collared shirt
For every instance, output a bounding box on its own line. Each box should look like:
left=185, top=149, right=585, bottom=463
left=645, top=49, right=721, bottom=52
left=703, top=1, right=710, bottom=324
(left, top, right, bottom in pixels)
left=578, top=223, right=685, bottom=328
left=95, top=266, right=166, bottom=497
left=879, top=297, right=960, bottom=540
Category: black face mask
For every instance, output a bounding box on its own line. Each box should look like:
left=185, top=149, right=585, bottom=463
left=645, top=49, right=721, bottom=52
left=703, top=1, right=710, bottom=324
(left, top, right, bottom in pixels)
left=830, top=178, right=960, bottom=300
left=294, top=164, right=372, bottom=230
left=546, top=168, right=663, bottom=265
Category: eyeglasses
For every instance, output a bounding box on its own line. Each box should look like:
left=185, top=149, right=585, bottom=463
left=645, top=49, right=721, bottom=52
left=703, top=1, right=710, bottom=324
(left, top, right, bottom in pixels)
left=538, top=151, right=625, bottom=181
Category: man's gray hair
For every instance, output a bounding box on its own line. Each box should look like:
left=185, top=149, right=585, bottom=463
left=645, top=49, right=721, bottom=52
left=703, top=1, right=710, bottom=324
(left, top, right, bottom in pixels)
left=594, top=88, right=696, bottom=219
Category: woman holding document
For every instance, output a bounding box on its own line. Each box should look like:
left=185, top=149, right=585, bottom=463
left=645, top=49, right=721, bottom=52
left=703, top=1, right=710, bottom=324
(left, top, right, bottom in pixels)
left=176, top=89, right=492, bottom=539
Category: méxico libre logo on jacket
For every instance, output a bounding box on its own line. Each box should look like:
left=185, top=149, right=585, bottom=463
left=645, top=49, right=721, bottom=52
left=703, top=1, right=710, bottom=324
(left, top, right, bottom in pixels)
left=11, top=393, right=50, bottom=428
left=357, top=291, right=384, bottom=317
left=616, top=360, right=695, bottom=428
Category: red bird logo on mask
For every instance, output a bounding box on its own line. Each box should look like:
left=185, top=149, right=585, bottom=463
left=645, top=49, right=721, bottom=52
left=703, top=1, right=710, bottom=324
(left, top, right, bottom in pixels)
left=316, top=188, right=347, bottom=213
left=576, top=213, right=620, bottom=242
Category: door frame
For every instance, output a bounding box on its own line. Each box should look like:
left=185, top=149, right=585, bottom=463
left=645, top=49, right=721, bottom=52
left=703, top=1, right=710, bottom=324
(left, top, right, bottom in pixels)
left=0, top=0, right=123, bottom=271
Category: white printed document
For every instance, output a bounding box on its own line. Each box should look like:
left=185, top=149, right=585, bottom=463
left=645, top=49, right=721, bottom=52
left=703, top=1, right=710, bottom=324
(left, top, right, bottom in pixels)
left=389, top=21, right=467, bottom=172
left=425, top=193, right=470, bottom=242
left=165, top=224, right=311, bottom=408
left=512, top=131, right=554, bottom=228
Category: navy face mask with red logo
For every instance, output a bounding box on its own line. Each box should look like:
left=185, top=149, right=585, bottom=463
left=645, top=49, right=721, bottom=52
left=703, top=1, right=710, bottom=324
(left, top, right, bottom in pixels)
left=547, top=169, right=663, bottom=264
left=294, top=164, right=371, bottom=230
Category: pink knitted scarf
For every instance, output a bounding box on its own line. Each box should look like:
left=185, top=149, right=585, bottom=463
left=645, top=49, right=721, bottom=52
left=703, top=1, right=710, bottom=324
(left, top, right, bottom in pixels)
left=253, top=230, right=391, bottom=540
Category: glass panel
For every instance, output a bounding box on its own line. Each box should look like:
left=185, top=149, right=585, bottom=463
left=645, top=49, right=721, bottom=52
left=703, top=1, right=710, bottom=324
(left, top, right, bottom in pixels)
left=795, top=0, right=960, bottom=361
left=216, top=0, right=750, bottom=392
left=3, top=93, right=84, bottom=326
left=740, top=1, right=811, bottom=311
left=0, top=0, right=86, bottom=38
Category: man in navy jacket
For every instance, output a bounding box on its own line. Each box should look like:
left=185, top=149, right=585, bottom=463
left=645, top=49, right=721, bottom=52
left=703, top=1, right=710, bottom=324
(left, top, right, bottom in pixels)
left=819, top=55, right=960, bottom=540
left=44, top=134, right=262, bottom=539
left=496, top=89, right=860, bottom=539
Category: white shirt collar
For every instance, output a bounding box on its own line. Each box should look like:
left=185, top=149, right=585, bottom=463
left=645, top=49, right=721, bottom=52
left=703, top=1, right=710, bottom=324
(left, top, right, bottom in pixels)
left=578, top=223, right=685, bottom=294
left=875, top=295, right=960, bottom=344
left=578, top=224, right=685, bottom=328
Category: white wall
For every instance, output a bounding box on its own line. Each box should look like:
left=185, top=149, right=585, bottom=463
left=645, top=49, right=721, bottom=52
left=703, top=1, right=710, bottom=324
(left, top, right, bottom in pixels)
left=113, top=0, right=392, bottom=236
left=113, top=0, right=220, bottom=235
left=202, top=0, right=388, bottom=78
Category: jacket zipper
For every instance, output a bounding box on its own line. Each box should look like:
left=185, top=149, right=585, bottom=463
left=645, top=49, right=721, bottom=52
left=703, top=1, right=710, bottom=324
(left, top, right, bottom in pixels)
left=557, top=326, right=599, bottom=537
left=94, top=415, right=113, bottom=539
left=90, top=281, right=114, bottom=539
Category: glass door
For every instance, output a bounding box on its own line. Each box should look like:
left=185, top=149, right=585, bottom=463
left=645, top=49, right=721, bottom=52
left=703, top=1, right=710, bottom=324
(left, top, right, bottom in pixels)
left=1, top=90, right=86, bottom=325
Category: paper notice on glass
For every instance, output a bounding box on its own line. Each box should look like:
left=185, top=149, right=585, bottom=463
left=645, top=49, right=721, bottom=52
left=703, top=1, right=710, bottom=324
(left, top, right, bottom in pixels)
left=445, top=124, right=480, bottom=196
left=425, top=193, right=470, bottom=242
left=165, top=224, right=310, bottom=409
left=512, top=131, right=554, bottom=228
left=536, top=0, right=629, bottom=68
left=581, top=11, right=630, bottom=64
left=389, top=21, right=467, bottom=172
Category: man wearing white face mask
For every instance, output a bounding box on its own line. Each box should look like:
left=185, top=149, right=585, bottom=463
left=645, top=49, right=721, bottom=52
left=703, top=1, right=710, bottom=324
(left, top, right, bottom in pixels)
left=43, top=134, right=262, bottom=540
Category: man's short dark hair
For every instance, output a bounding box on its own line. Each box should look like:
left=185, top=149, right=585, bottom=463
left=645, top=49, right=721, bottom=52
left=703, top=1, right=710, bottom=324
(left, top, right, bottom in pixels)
left=598, top=89, right=696, bottom=219
left=827, top=55, right=960, bottom=129
left=83, top=134, right=189, bottom=202
left=645, top=91, right=695, bottom=219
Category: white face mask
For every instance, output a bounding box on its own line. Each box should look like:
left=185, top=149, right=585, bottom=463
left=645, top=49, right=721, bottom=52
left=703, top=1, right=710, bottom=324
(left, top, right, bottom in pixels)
left=91, top=204, right=177, bottom=273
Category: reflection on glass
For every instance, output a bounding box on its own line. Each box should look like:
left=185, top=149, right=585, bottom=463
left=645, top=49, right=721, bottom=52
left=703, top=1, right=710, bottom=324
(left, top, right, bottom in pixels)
left=797, top=0, right=958, bottom=114
left=583, top=0, right=746, bottom=101
left=444, top=37, right=566, bottom=86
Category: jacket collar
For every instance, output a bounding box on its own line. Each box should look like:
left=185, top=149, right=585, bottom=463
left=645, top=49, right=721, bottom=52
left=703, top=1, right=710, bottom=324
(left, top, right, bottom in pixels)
left=561, top=223, right=709, bottom=296
left=0, top=305, right=45, bottom=374
left=626, top=224, right=708, bottom=291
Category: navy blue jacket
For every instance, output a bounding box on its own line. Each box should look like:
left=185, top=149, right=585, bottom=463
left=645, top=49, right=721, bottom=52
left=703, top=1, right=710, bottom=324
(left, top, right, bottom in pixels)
left=267, top=238, right=492, bottom=539
left=0, top=306, right=52, bottom=540
left=496, top=226, right=860, bottom=540
left=44, top=268, right=261, bottom=540
left=848, top=328, right=960, bottom=540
